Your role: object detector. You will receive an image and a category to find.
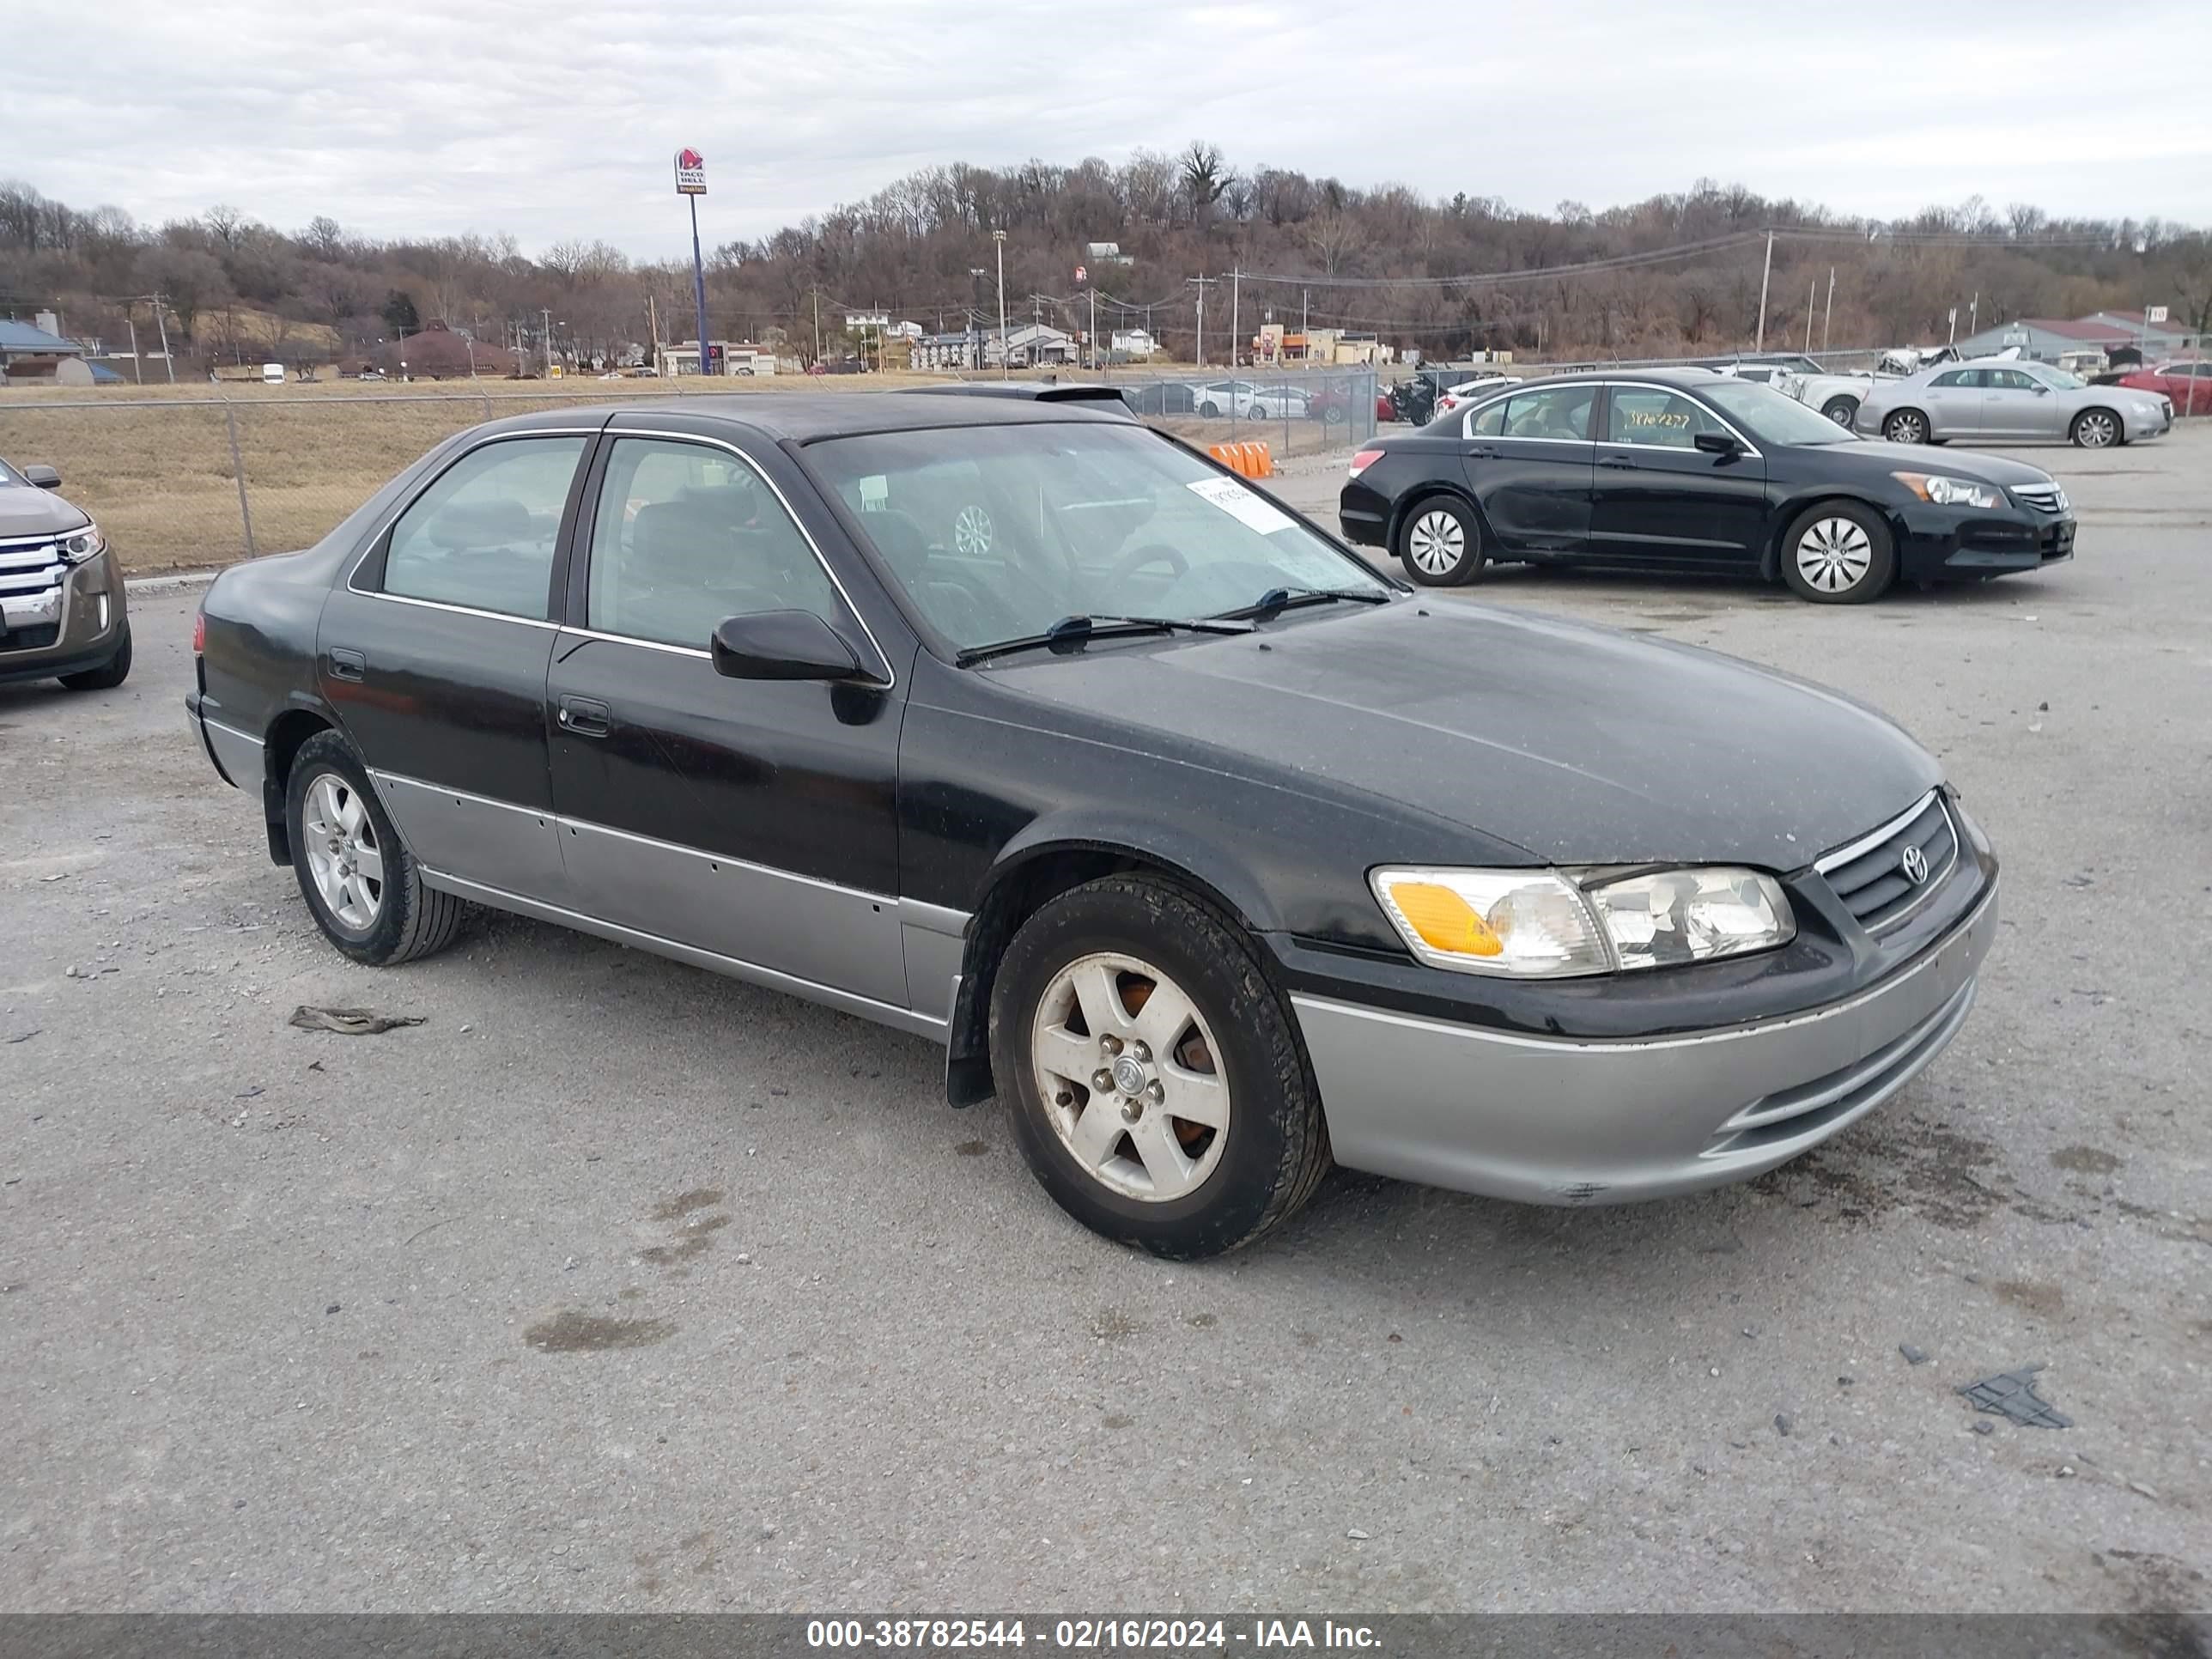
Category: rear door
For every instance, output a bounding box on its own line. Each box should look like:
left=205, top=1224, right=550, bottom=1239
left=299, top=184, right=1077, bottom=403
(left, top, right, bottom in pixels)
left=1921, top=368, right=1987, bottom=437
left=544, top=426, right=912, bottom=1010
left=1459, top=384, right=1596, bottom=554
left=1587, top=386, right=1768, bottom=570
left=319, top=430, right=592, bottom=902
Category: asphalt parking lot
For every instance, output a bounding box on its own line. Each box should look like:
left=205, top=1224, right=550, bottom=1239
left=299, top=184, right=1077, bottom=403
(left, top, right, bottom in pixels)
left=3, top=424, right=2208, bottom=1617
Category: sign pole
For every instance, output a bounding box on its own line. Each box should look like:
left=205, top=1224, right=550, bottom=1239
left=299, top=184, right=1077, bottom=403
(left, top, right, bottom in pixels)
left=674, top=149, right=712, bottom=380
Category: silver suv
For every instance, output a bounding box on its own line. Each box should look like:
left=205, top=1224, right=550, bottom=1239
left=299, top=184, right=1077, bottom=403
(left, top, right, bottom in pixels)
left=0, top=457, right=131, bottom=690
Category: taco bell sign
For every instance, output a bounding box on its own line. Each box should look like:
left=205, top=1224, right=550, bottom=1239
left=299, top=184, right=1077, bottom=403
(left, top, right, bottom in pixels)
left=674, top=149, right=707, bottom=196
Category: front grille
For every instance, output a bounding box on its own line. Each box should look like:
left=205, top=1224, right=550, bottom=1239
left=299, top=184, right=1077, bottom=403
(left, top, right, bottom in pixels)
left=1816, top=791, right=1958, bottom=933
left=0, top=534, right=68, bottom=600
left=2009, top=482, right=2068, bottom=514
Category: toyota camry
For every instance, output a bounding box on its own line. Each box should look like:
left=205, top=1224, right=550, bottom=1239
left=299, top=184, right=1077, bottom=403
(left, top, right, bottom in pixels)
left=186, top=392, right=1997, bottom=1257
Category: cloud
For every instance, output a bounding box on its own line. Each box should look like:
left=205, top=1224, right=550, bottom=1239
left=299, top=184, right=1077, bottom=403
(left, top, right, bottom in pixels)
left=5, top=0, right=2208, bottom=253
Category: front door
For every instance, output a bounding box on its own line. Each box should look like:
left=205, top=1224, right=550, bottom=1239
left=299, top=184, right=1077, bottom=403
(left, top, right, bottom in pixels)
left=1587, top=386, right=1769, bottom=569
left=545, top=431, right=911, bottom=1011
left=319, top=431, right=591, bottom=901
left=1979, top=367, right=2057, bottom=439
left=1459, top=383, right=1596, bottom=554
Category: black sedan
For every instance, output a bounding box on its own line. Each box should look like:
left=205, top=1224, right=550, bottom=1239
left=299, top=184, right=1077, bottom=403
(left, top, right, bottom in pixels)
left=1340, top=369, right=2076, bottom=602
left=186, top=392, right=1996, bottom=1257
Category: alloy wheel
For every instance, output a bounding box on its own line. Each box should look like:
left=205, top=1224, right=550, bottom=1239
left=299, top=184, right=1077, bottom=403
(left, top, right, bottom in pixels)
left=1029, top=951, right=1230, bottom=1203
left=952, top=503, right=994, bottom=556
left=301, top=772, right=384, bottom=930
left=1406, top=509, right=1466, bottom=576
left=1886, top=411, right=1926, bottom=443
left=1795, top=517, right=1874, bottom=595
left=2075, top=410, right=2117, bottom=447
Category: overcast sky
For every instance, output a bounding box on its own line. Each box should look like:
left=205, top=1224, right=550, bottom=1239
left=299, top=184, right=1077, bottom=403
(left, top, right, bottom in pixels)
left=8, top=0, right=2209, bottom=257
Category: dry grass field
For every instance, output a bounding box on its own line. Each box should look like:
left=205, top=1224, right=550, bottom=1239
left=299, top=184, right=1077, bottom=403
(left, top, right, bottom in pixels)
left=0, top=368, right=1352, bottom=572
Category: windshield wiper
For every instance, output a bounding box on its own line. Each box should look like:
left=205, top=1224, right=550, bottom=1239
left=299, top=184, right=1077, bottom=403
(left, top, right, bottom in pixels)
left=1211, top=586, right=1393, bottom=622
left=955, top=612, right=1254, bottom=667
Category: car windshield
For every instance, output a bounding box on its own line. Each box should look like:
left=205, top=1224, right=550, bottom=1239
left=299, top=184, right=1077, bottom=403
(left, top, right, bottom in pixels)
left=2028, top=366, right=2087, bottom=391
left=806, top=421, right=1391, bottom=653
left=1699, top=380, right=1859, bottom=447
left=0, top=458, right=20, bottom=486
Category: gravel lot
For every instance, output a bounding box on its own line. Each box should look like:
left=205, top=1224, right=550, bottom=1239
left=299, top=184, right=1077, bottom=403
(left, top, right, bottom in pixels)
left=3, top=423, right=2207, bottom=1616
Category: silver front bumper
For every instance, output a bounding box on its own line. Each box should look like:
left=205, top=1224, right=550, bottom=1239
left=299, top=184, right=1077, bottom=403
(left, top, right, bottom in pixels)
left=1293, top=878, right=1998, bottom=1206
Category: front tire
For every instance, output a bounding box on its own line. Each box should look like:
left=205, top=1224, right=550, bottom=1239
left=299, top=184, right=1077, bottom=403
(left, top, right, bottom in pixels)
left=1780, top=502, right=1895, bottom=604
left=58, top=624, right=131, bottom=690
left=2070, top=408, right=2120, bottom=448
left=1822, top=397, right=1859, bottom=428
left=1395, top=494, right=1486, bottom=586
left=988, top=876, right=1331, bottom=1259
left=1882, top=409, right=1929, bottom=444
left=285, top=731, right=467, bottom=966
left=1199, top=401, right=1220, bottom=418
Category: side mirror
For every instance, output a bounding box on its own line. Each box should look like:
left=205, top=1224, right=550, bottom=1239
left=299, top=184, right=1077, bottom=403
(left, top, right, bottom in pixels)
left=2032, top=384, right=2051, bottom=395
left=21, top=464, right=61, bottom=489
left=710, top=609, right=866, bottom=683
left=1692, top=431, right=1741, bottom=457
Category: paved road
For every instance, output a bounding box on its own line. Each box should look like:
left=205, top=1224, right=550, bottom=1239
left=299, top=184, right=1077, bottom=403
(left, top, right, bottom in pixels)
left=3, top=427, right=2207, bottom=1615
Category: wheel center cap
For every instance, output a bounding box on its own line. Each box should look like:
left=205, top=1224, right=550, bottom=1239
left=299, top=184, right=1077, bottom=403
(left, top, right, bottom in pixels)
left=1110, top=1055, right=1148, bottom=1096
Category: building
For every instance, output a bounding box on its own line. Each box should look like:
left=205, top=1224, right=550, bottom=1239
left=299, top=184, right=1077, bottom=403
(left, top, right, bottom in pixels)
left=1085, top=242, right=1134, bottom=268
left=987, top=323, right=1074, bottom=368
left=0, top=316, right=91, bottom=385
left=1109, top=328, right=1158, bottom=360
left=656, top=339, right=781, bottom=377
left=913, top=330, right=983, bottom=371
left=1952, top=311, right=2200, bottom=368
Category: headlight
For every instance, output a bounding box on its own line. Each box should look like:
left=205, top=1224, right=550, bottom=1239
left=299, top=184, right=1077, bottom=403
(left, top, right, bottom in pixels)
left=1892, top=471, right=2002, bottom=509
left=58, top=523, right=106, bottom=563
left=1370, top=866, right=1794, bottom=978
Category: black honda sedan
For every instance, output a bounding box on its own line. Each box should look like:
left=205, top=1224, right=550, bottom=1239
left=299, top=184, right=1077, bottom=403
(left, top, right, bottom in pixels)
left=186, top=392, right=1996, bottom=1257
left=1340, top=370, right=2075, bottom=602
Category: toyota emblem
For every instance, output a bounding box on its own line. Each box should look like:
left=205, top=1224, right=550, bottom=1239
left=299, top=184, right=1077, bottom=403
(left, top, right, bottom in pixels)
left=1900, top=844, right=1929, bottom=884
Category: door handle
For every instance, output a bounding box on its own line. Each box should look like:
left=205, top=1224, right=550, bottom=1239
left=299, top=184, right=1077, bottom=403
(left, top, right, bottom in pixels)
left=556, top=696, right=611, bottom=738
left=328, top=647, right=365, bottom=683
left=1464, top=447, right=1497, bottom=459
left=1597, top=455, right=1637, bottom=469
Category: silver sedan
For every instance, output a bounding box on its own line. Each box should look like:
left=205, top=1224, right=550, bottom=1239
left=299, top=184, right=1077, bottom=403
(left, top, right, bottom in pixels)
left=1854, top=357, right=2172, bottom=447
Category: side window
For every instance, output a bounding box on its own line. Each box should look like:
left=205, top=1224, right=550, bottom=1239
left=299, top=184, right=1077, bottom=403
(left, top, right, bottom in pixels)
left=1467, top=399, right=1508, bottom=438
left=1604, top=389, right=1721, bottom=449
left=382, top=436, right=585, bottom=618
left=586, top=438, right=840, bottom=650
left=1499, top=385, right=1595, bottom=441
left=1989, top=369, right=2038, bottom=391
left=1929, top=369, right=1984, bottom=389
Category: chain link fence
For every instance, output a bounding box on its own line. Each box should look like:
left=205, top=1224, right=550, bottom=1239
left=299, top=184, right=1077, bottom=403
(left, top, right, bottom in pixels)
left=0, top=371, right=1376, bottom=574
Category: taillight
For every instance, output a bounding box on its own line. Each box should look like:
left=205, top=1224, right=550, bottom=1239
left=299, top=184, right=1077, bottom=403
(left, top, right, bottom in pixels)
left=1347, top=447, right=1384, bottom=479
left=191, top=609, right=205, bottom=654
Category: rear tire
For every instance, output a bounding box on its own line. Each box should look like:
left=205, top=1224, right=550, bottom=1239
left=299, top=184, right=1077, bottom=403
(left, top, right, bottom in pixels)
left=1780, top=501, right=1895, bottom=604
left=1882, top=409, right=1929, bottom=444
left=57, top=624, right=131, bottom=690
left=285, top=731, right=468, bottom=966
left=1199, top=400, right=1220, bottom=418
left=2070, top=408, right=2120, bottom=448
left=989, top=875, right=1330, bottom=1259
left=1822, top=397, right=1859, bottom=428
left=1394, top=494, right=1486, bottom=586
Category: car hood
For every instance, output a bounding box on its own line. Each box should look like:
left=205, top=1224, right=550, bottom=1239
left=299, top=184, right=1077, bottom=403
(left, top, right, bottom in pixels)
left=985, top=601, right=1941, bottom=870
left=1835, top=438, right=2054, bottom=485
left=0, top=485, right=92, bottom=538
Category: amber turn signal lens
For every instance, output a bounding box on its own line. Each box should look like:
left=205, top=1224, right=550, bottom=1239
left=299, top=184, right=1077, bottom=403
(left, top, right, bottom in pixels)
left=1389, top=881, right=1504, bottom=957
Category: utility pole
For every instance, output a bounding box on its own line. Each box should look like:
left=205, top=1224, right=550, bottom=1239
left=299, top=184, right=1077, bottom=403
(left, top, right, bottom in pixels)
left=1753, top=228, right=1775, bottom=353
left=152, top=295, right=175, bottom=384
left=1230, top=267, right=1241, bottom=370
left=1805, top=279, right=1815, bottom=354
left=125, top=313, right=143, bottom=385
left=993, top=229, right=1009, bottom=380
left=1089, top=286, right=1097, bottom=375
left=1969, top=291, right=1978, bottom=337
left=813, top=289, right=823, bottom=368
left=1189, top=275, right=1216, bottom=368
left=541, top=307, right=552, bottom=375
left=1822, top=266, right=1835, bottom=355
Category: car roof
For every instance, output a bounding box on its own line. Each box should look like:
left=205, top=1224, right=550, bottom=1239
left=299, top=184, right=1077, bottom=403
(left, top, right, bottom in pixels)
left=1455, top=368, right=1730, bottom=397
left=467, top=392, right=1135, bottom=445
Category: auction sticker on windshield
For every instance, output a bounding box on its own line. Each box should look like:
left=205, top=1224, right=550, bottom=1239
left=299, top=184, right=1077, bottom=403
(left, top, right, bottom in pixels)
left=1188, top=476, right=1295, bottom=536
